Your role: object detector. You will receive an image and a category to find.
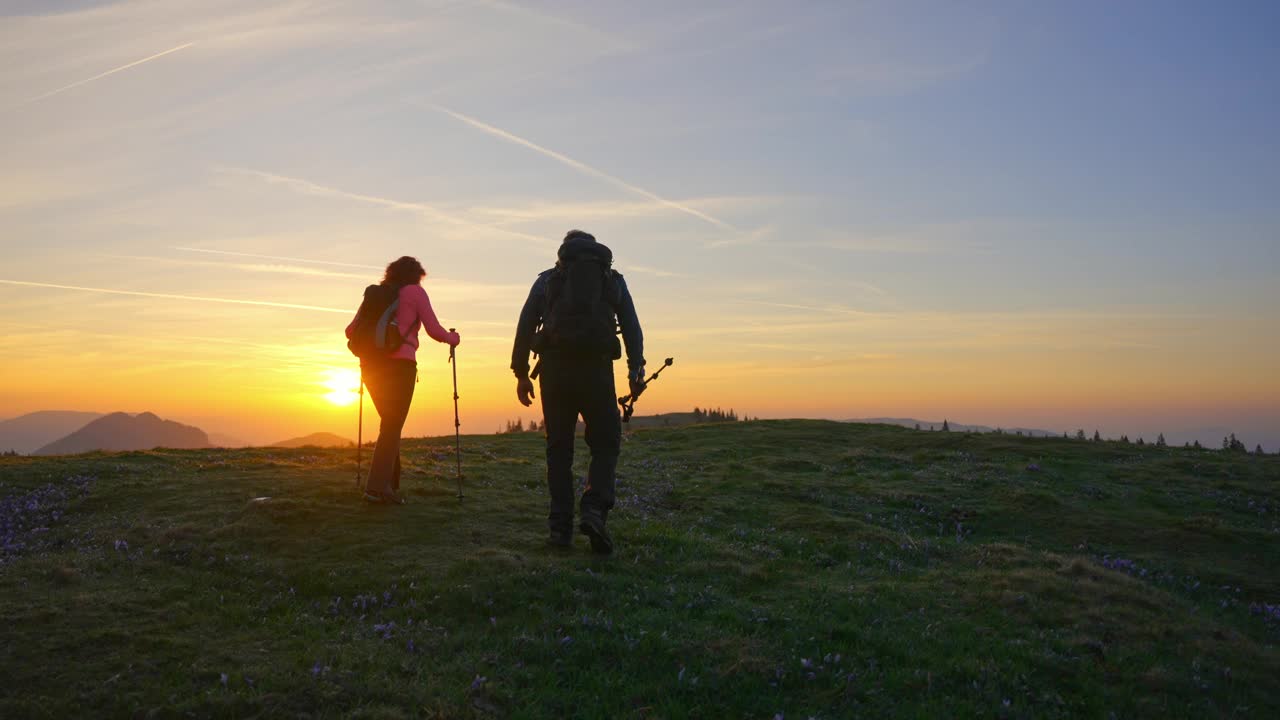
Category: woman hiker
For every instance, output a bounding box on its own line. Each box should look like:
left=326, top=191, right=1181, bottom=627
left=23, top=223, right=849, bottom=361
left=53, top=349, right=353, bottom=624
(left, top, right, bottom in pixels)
left=346, top=256, right=459, bottom=504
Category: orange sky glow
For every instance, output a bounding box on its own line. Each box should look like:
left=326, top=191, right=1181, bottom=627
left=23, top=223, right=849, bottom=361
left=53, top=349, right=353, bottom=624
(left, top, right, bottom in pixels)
left=1, top=1, right=1277, bottom=451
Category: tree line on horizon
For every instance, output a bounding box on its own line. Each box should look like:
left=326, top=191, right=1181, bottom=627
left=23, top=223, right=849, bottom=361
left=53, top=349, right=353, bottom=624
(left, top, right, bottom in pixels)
left=497, top=407, right=754, bottom=435
left=1, top=418, right=1269, bottom=455
left=910, top=420, right=1271, bottom=455
left=498, top=417, right=546, bottom=434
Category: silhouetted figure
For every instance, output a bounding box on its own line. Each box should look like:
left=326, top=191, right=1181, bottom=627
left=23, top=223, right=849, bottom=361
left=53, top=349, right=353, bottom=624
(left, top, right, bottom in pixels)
left=511, top=231, right=645, bottom=553
left=346, top=256, right=459, bottom=504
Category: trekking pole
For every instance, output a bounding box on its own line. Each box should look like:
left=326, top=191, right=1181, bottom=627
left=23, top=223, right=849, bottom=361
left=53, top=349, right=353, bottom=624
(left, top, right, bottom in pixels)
left=618, top=357, right=674, bottom=423
left=355, top=368, right=365, bottom=489
left=448, top=329, right=463, bottom=499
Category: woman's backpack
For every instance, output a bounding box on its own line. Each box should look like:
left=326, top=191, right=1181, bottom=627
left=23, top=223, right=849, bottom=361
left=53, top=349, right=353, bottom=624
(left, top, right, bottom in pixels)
left=347, top=284, right=404, bottom=359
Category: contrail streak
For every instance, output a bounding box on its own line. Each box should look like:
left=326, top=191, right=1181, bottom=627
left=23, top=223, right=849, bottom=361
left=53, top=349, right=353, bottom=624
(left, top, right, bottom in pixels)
left=173, top=247, right=383, bottom=270
left=0, top=279, right=348, bottom=314
left=15, top=42, right=195, bottom=108
left=221, top=167, right=550, bottom=245
left=426, top=103, right=738, bottom=232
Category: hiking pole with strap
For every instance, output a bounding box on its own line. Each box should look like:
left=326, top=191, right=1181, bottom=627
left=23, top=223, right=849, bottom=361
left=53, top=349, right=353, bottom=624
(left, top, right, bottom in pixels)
left=619, top=357, right=674, bottom=423
left=355, top=368, right=365, bottom=489
left=448, top=329, right=463, bottom=499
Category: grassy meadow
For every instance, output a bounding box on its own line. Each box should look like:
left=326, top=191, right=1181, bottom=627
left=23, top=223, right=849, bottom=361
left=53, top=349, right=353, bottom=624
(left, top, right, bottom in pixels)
left=1, top=420, right=1278, bottom=718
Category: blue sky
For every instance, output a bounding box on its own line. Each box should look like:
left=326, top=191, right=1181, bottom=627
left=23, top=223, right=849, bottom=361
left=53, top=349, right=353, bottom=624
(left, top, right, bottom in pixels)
left=1, top=0, right=1276, bottom=448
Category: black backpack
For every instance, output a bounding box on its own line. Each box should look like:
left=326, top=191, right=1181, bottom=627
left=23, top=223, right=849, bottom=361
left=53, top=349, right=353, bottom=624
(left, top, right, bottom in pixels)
left=540, top=239, right=622, bottom=358
left=347, top=284, right=404, bottom=359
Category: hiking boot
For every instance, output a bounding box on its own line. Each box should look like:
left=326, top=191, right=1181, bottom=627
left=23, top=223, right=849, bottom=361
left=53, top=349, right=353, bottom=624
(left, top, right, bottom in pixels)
left=579, top=514, right=613, bottom=555
left=547, top=530, right=573, bottom=549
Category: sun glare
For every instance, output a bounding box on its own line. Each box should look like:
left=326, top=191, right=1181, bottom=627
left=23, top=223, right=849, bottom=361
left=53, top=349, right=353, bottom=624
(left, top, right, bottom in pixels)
left=323, top=368, right=362, bottom=406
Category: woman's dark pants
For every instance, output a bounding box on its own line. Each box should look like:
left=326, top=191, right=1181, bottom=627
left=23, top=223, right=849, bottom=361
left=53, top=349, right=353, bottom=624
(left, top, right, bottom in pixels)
left=362, top=359, right=416, bottom=495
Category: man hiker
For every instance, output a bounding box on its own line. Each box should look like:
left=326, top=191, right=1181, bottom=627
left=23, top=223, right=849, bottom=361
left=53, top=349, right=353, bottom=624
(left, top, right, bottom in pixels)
left=511, top=230, right=645, bottom=554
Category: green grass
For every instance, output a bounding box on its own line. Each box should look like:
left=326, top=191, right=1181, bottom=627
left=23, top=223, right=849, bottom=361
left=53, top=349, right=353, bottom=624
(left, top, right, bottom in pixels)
left=1, top=420, right=1278, bottom=718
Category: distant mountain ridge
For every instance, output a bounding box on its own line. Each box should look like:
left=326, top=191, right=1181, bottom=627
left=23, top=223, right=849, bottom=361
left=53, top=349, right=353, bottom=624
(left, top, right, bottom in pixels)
left=0, top=411, right=105, bottom=454
left=847, top=417, right=1060, bottom=437
left=271, top=432, right=353, bottom=448
left=34, top=412, right=210, bottom=455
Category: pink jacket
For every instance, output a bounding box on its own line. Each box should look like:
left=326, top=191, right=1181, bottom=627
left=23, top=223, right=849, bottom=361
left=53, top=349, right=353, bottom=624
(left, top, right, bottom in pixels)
left=346, top=284, right=457, bottom=362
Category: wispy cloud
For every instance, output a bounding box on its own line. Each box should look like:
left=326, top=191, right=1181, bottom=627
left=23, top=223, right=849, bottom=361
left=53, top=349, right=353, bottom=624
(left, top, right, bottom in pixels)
left=465, top=196, right=775, bottom=225
left=236, top=263, right=367, bottom=279
left=818, top=53, right=988, bottom=96
left=737, top=299, right=886, bottom=319
left=10, top=42, right=195, bottom=110
left=102, top=253, right=370, bottom=279
left=425, top=103, right=739, bottom=233
left=800, top=234, right=987, bottom=254
left=0, top=279, right=348, bottom=314
left=173, top=247, right=383, bottom=271
left=621, top=264, right=685, bottom=279
left=219, top=167, right=550, bottom=246
left=471, top=0, right=635, bottom=53
left=707, top=224, right=774, bottom=249
left=786, top=220, right=1015, bottom=255
left=0, top=322, right=343, bottom=372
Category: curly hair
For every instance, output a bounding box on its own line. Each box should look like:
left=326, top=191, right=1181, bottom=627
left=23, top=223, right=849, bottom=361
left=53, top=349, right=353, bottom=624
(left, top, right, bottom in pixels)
left=382, top=256, right=426, bottom=286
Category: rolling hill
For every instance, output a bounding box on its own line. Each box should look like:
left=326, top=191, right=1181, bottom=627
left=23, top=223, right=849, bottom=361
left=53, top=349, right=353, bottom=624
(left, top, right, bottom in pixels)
left=1, top=421, right=1277, bottom=716
left=848, top=416, right=1060, bottom=436
left=33, top=411, right=209, bottom=455
left=0, top=410, right=104, bottom=454
left=270, top=432, right=354, bottom=448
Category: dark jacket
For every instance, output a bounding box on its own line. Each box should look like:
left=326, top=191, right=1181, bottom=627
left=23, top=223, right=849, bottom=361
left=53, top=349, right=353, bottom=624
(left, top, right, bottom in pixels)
left=511, top=268, right=644, bottom=377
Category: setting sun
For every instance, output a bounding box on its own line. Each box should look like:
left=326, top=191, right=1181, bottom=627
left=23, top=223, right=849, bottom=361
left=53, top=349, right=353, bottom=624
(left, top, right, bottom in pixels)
left=322, top=368, right=362, bottom=406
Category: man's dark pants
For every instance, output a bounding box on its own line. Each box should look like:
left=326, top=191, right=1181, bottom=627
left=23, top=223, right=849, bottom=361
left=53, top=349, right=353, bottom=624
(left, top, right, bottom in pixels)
left=362, top=359, right=417, bottom=494
left=538, top=355, right=621, bottom=535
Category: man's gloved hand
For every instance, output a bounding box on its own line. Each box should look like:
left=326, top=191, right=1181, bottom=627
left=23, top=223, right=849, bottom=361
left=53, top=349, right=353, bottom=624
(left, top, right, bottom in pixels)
left=516, top=375, right=536, bottom=407
left=628, top=365, right=646, bottom=398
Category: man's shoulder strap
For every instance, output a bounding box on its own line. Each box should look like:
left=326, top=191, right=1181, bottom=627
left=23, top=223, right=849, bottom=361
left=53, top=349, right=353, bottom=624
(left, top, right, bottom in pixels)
left=603, top=268, right=622, bottom=306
